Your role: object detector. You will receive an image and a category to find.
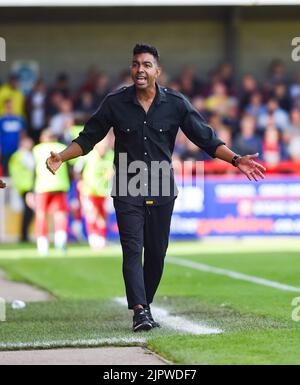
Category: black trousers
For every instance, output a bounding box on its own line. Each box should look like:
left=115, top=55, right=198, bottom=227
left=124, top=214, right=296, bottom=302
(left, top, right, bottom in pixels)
left=21, top=192, right=34, bottom=242
left=113, top=198, right=175, bottom=309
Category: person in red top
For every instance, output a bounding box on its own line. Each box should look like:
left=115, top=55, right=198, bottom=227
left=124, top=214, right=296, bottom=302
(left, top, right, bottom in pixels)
left=262, top=124, right=289, bottom=166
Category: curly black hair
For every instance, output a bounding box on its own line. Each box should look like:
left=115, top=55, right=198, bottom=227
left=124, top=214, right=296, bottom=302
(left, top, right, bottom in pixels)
left=133, top=44, right=160, bottom=64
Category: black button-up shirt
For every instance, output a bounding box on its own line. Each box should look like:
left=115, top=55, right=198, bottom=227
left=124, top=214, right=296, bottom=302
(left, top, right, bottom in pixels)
left=73, top=83, right=225, bottom=206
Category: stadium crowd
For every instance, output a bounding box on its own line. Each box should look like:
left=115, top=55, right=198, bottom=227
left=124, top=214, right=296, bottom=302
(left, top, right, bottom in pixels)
left=1, top=58, right=300, bottom=176
left=1, top=59, right=300, bottom=247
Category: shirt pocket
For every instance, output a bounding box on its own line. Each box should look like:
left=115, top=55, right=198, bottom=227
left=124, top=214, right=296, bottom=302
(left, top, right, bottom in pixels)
left=152, top=122, right=172, bottom=133
left=119, top=126, right=138, bottom=134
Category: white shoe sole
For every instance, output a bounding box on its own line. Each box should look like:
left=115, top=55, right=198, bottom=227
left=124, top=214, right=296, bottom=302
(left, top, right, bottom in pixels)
left=133, top=322, right=152, bottom=332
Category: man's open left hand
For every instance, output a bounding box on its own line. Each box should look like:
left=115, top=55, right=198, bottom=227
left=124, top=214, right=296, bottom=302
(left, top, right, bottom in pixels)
left=237, top=153, right=266, bottom=182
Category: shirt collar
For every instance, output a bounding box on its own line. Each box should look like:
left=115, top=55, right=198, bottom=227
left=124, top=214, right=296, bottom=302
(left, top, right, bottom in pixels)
left=123, top=83, right=167, bottom=105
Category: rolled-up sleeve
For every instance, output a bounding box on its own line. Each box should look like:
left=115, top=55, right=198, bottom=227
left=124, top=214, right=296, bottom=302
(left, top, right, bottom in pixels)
left=73, top=96, right=112, bottom=155
left=180, top=97, right=225, bottom=158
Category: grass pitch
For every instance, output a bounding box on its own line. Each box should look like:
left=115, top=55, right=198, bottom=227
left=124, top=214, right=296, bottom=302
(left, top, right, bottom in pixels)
left=0, top=239, right=300, bottom=365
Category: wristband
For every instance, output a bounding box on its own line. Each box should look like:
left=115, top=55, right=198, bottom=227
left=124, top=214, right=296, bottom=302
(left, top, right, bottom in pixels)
left=231, top=154, right=241, bottom=167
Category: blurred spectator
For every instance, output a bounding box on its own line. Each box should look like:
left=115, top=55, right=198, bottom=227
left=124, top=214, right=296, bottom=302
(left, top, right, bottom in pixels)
left=46, top=90, right=64, bottom=118
left=167, top=80, right=181, bottom=92
left=233, top=115, right=262, bottom=158
left=191, top=95, right=208, bottom=119
left=205, top=82, right=230, bottom=115
left=0, top=99, right=25, bottom=175
left=80, top=66, right=99, bottom=93
left=257, top=98, right=290, bottom=132
left=218, top=62, right=234, bottom=92
left=93, top=72, right=110, bottom=109
left=292, top=95, right=300, bottom=110
left=288, top=138, right=300, bottom=162
left=289, top=72, right=300, bottom=102
left=8, top=137, right=35, bottom=242
left=284, top=108, right=300, bottom=161
left=208, top=114, right=232, bottom=155
left=178, top=65, right=202, bottom=98
left=49, top=98, right=73, bottom=140
left=245, top=91, right=266, bottom=118
left=77, top=137, right=114, bottom=250
left=115, top=69, right=132, bottom=89
left=208, top=113, right=230, bottom=137
left=49, top=72, right=71, bottom=99
left=266, top=59, right=287, bottom=91
left=61, top=116, right=78, bottom=145
left=239, top=74, right=258, bottom=110
left=262, top=124, right=289, bottom=166
left=173, top=129, right=188, bottom=158
left=285, top=108, right=300, bottom=139
left=217, top=125, right=232, bottom=148
left=0, top=74, right=25, bottom=117
left=26, top=79, right=47, bottom=143
left=33, top=129, right=70, bottom=256
left=75, top=90, right=95, bottom=116
left=272, top=82, right=291, bottom=112
left=157, top=71, right=169, bottom=87
left=222, top=97, right=240, bottom=136
left=202, top=69, right=221, bottom=97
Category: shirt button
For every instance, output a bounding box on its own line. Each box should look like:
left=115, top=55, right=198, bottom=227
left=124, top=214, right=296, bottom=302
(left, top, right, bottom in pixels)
left=159, top=129, right=162, bottom=132
left=144, top=137, right=147, bottom=140
left=164, top=88, right=167, bottom=91
left=144, top=152, right=147, bottom=155
left=144, top=168, right=147, bottom=171
left=127, top=129, right=130, bottom=132
left=144, top=183, right=147, bottom=187
left=144, top=121, right=147, bottom=124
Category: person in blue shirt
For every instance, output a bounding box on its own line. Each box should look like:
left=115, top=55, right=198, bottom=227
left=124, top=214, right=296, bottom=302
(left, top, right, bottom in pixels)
left=0, top=99, right=25, bottom=175
left=233, top=114, right=263, bottom=159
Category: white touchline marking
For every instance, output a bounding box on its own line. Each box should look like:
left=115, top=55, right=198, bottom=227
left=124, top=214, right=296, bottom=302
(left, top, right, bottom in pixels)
left=114, top=297, right=222, bottom=335
left=0, top=337, right=146, bottom=350
left=167, top=256, right=300, bottom=293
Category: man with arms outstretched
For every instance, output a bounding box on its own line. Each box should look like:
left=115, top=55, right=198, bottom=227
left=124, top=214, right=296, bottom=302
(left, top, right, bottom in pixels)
left=46, top=44, right=266, bottom=332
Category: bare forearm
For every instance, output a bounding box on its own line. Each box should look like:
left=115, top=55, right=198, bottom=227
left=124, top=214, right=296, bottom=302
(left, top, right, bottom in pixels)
left=214, top=145, right=236, bottom=164
left=59, top=142, right=83, bottom=162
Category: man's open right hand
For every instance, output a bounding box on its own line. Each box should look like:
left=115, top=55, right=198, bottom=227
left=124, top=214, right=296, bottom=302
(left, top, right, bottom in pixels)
left=46, top=151, right=63, bottom=175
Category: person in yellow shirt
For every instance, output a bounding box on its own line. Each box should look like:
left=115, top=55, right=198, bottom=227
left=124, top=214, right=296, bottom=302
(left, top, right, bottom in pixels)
left=0, top=74, right=25, bottom=117
left=77, top=137, right=114, bottom=250
left=33, top=130, right=70, bottom=256
left=9, top=137, right=35, bottom=242
left=205, top=81, right=230, bottom=115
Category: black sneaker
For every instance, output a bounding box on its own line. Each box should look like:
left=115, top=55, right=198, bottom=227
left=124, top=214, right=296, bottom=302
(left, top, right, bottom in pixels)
left=132, top=308, right=153, bottom=332
left=144, top=305, right=160, bottom=328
